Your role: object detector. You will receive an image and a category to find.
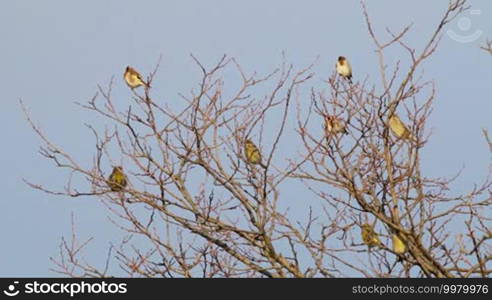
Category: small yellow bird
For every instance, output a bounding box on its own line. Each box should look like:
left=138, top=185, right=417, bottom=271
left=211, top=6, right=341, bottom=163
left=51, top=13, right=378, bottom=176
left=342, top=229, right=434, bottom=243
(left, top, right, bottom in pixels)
left=324, top=115, right=348, bottom=136
left=244, top=139, right=263, bottom=166
left=388, top=114, right=414, bottom=141
left=336, top=56, right=352, bottom=83
left=392, top=234, right=406, bottom=254
left=361, top=224, right=381, bottom=248
left=124, top=66, right=147, bottom=89
left=107, top=166, right=128, bottom=192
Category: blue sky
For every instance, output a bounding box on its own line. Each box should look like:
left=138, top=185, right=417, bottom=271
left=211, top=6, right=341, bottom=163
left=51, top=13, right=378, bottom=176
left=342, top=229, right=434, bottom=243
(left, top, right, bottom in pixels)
left=1, top=0, right=491, bottom=276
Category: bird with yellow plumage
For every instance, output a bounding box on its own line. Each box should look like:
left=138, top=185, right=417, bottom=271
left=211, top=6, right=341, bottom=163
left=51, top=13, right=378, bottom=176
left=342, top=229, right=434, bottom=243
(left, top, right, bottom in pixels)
left=388, top=113, right=415, bottom=142
left=244, top=139, right=266, bottom=168
left=107, top=166, right=128, bottom=192
left=361, top=223, right=381, bottom=248
left=336, top=56, right=353, bottom=83
left=124, top=66, right=147, bottom=89
left=392, top=234, right=406, bottom=254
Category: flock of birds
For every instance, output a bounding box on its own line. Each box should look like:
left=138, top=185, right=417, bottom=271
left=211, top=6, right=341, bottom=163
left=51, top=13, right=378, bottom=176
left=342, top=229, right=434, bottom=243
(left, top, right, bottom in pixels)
left=105, top=56, right=414, bottom=254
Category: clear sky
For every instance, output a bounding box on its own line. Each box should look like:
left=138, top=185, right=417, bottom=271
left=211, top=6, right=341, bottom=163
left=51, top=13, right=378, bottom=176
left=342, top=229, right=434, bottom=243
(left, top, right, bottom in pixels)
left=1, top=0, right=491, bottom=276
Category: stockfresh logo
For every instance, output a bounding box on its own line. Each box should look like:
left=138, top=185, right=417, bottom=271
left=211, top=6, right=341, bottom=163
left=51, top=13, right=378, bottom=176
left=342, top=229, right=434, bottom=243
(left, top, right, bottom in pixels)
left=3, top=281, right=20, bottom=297
left=3, top=280, right=127, bottom=297
left=447, top=9, right=483, bottom=43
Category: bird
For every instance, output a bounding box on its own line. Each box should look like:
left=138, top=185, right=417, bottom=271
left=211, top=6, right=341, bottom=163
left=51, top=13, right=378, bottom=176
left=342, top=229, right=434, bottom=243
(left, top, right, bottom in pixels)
left=388, top=114, right=414, bottom=141
left=361, top=224, right=381, bottom=248
left=244, top=139, right=263, bottom=166
left=124, top=66, right=147, bottom=89
left=392, top=234, right=406, bottom=254
left=107, top=166, right=128, bottom=192
left=336, top=56, right=352, bottom=83
left=324, top=115, right=348, bottom=137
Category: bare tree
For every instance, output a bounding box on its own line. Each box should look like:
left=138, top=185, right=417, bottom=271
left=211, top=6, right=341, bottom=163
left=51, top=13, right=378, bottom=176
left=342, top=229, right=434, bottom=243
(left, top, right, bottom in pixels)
left=24, top=0, right=491, bottom=277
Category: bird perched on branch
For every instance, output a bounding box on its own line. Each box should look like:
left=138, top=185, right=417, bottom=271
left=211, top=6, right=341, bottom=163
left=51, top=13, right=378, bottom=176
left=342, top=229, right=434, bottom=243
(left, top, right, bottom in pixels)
left=107, top=166, right=128, bottom=192
left=361, top=223, right=381, bottom=248
left=388, top=114, right=415, bottom=142
left=392, top=234, right=406, bottom=254
left=324, top=115, right=348, bottom=137
left=336, top=56, right=352, bottom=83
left=124, top=66, right=147, bottom=89
left=244, top=139, right=265, bottom=168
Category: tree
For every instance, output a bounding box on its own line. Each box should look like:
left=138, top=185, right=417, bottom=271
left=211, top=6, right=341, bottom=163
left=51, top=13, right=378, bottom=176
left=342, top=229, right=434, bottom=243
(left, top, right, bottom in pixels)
left=24, top=0, right=491, bottom=277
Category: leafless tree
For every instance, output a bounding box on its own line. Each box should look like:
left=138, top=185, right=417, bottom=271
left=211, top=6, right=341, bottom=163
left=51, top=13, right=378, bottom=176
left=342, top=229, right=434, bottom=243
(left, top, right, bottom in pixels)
left=24, top=0, right=491, bottom=277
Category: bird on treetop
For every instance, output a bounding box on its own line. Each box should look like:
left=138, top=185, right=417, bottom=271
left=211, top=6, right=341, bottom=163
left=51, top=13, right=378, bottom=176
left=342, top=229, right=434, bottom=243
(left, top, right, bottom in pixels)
left=124, top=66, right=147, bottom=89
left=336, top=56, right=352, bottom=83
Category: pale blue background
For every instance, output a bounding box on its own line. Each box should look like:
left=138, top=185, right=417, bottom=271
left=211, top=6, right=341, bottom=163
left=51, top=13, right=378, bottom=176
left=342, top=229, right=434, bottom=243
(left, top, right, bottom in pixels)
left=1, top=0, right=491, bottom=276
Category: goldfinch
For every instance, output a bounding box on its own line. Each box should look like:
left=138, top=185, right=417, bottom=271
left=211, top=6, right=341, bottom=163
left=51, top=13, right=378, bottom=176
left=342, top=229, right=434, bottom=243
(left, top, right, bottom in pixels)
left=361, top=224, right=381, bottom=248
left=124, top=66, right=147, bottom=89
left=388, top=114, right=414, bottom=141
left=244, top=139, right=263, bottom=166
left=392, top=234, right=406, bottom=254
left=336, top=56, right=352, bottom=83
left=324, top=115, right=348, bottom=136
left=107, top=166, right=128, bottom=192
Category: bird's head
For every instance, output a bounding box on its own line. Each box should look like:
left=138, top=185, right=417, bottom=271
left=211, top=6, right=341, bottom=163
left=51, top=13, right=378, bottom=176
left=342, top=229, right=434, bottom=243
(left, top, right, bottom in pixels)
left=338, top=56, right=346, bottom=63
